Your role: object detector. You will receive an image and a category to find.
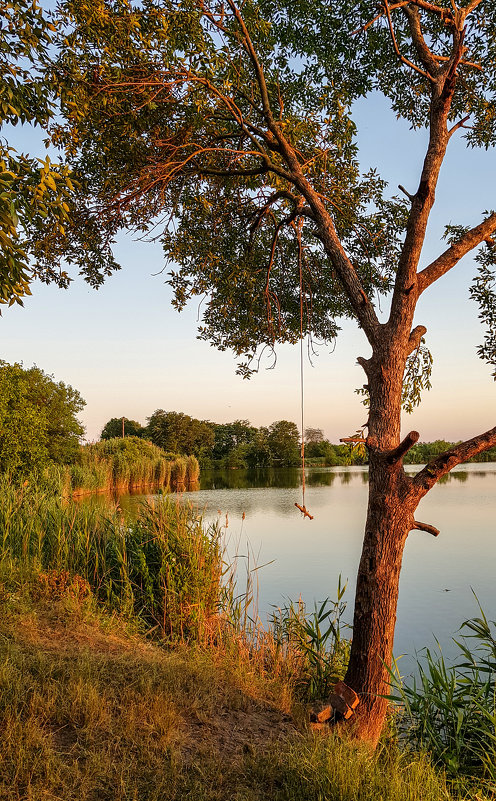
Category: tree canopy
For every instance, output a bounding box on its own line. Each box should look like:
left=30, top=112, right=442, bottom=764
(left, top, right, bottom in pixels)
left=146, top=409, right=215, bottom=458
left=100, top=416, right=145, bottom=439
left=0, top=0, right=122, bottom=308
left=49, top=0, right=496, bottom=380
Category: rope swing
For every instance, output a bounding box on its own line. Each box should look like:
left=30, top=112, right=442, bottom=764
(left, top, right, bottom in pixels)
left=294, top=219, right=314, bottom=521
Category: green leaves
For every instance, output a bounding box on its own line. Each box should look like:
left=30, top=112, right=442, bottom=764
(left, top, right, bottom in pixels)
left=0, top=361, right=86, bottom=475
left=387, top=606, right=496, bottom=790
left=470, top=239, right=496, bottom=379
left=402, top=339, right=433, bottom=414
left=0, top=0, right=123, bottom=305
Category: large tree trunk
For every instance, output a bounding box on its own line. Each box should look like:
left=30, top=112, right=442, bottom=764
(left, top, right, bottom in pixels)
left=343, top=349, right=419, bottom=745
left=344, top=455, right=416, bottom=744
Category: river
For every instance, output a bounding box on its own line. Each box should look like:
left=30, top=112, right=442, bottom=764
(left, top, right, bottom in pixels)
left=111, top=463, right=496, bottom=675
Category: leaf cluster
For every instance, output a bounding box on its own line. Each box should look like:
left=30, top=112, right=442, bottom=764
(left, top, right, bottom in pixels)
left=0, top=360, right=85, bottom=475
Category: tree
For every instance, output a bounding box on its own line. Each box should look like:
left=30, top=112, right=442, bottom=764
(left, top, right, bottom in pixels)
left=267, top=420, right=301, bottom=465
left=304, top=428, right=325, bottom=445
left=0, top=362, right=48, bottom=474
left=146, top=410, right=214, bottom=460
left=51, top=0, right=496, bottom=743
left=245, top=427, right=273, bottom=467
left=23, top=365, right=85, bottom=463
left=0, top=0, right=122, bottom=308
left=100, top=417, right=145, bottom=440
left=0, top=361, right=85, bottom=472
left=211, top=419, right=256, bottom=465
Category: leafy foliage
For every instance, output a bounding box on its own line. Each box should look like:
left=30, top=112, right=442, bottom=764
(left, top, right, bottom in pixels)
left=401, top=340, right=434, bottom=414
left=470, top=245, right=496, bottom=379
left=146, top=409, right=215, bottom=459
left=0, top=0, right=122, bottom=306
left=0, top=360, right=85, bottom=474
left=0, top=362, right=48, bottom=474
left=100, top=416, right=145, bottom=439
left=270, top=577, right=350, bottom=700
left=48, top=0, right=414, bottom=369
left=48, top=0, right=496, bottom=383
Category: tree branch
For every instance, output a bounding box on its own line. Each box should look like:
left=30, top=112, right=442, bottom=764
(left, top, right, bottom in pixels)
left=386, top=430, right=419, bottom=464
left=412, top=425, right=496, bottom=494
left=402, top=5, right=439, bottom=78
left=384, top=0, right=432, bottom=81
left=412, top=520, right=440, bottom=536
left=417, top=213, right=496, bottom=293
left=407, top=324, right=427, bottom=354
left=387, top=10, right=467, bottom=334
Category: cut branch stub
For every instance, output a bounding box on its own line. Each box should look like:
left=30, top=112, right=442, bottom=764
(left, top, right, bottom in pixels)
left=413, top=520, right=440, bottom=537
left=408, top=325, right=427, bottom=353
left=386, top=431, right=419, bottom=464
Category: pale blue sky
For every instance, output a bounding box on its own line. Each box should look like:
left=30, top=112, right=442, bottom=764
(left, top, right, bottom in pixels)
left=2, top=94, right=495, bottom=442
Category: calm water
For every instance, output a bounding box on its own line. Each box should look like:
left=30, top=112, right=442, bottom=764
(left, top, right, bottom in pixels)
left=113, top=464, right=496, bottom=674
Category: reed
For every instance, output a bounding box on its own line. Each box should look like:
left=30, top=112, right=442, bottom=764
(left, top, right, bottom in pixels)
left=42, top=437, right=200, bottom=496
left=387, top=604, right=496, bottom=794
left=185, top=455, right=200, bottom=484
left=269, top=576, right=350, bottom=700
left=170, top=456, right=187, bottom=490
left=0, top=478, right=221, bottom=642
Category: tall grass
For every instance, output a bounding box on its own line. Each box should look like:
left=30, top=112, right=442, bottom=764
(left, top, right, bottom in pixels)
left=388, top=605, right=496, bottom=794
left=0, top=477, right=220, bottom=641
left=43, top=437, right=200, bottom=496
left=269, top=576, right=350, bottom=700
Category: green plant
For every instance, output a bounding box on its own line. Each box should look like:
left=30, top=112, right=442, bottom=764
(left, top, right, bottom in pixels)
left=0, top=478, right=221, bottom=643
left=387, top=604, right=496, bottom=793
left=270, top=577, right=350, bottom=700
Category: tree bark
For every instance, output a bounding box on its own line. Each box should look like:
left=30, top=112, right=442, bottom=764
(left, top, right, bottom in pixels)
left=343, top=456, right=416, bottom=744
left=343, top=348, right=419, bottom=745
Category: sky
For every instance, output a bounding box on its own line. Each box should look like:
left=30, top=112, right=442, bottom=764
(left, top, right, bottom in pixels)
left=2, top=93, right=495, bottom=443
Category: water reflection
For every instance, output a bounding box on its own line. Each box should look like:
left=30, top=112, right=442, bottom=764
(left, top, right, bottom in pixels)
left=198, top=465, right=490, bottom=490
left=200, top=467, right=301, bottom=490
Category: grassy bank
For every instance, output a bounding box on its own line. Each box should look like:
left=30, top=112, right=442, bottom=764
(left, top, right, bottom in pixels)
left=45, top=437, right=200, bottom=497
left=0, top=478, right=217, bottom=639
left=0, top=481, right=492, bottom=799
left=0, top=570, right=456, bottom=801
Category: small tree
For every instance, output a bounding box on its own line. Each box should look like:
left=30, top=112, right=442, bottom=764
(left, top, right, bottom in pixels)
left=146, top=409, right=215, bottom=459
left=305, top=428, right=325, bottom=445
left=52, top=0, right=496, bottom=743
left=267, top=420, right=301, bottom=465
left=100, top=417, right=144, bottom=440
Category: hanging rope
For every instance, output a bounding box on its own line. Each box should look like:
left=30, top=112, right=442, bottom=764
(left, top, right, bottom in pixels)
left=294, top=219, right=313, bottom=521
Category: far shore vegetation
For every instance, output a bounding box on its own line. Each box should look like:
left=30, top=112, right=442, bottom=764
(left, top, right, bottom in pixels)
left=105, top=411, right=496, bottom=470
left=1, top=361, right=495, bottom=502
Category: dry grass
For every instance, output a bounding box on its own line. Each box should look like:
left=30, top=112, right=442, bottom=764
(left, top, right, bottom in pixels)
left=0, top=569, right=464, bottom=801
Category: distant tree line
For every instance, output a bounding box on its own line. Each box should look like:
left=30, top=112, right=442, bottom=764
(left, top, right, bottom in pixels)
left=403, top=440, right=496, bottom=465
left=102, top=414, right=496, bottom=468
left=101, top=415, right=368, bottom=468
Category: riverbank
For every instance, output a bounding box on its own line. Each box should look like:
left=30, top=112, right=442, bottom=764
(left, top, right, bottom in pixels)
left=1, top=479, right=493, bottom=799
left=0, top=570, right=455, bottom=801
